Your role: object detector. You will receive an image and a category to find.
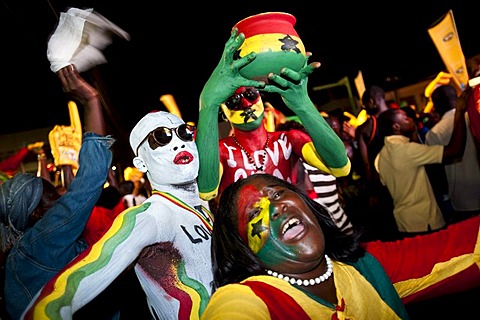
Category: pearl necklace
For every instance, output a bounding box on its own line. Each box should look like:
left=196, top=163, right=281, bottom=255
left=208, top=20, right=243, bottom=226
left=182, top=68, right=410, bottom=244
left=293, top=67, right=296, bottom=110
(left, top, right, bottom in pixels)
left=231, top=133, right=270, bottom=171
left=266, top=255, right=333, bottom=287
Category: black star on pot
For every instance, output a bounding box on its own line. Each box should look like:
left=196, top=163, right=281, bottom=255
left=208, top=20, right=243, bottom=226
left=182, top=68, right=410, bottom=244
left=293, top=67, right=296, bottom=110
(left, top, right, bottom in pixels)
left=279, top=35, right=300, bottom=53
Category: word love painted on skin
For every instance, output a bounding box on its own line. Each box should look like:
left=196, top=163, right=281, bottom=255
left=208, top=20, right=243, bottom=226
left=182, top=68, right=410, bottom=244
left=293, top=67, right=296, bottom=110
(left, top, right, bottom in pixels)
left=224, top=133, right=293, bottom=180
left=181, top=224, right=212, bottom=244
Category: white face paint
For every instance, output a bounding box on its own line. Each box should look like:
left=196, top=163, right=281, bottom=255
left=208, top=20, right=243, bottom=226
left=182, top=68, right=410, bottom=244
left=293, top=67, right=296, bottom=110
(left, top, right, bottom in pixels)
left=134, top=113, right=199, bottom=188
left=142, top=137, right=199, bottom=187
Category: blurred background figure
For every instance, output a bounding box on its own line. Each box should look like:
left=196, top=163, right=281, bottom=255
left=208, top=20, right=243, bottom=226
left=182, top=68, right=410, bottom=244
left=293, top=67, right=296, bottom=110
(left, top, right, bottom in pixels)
left=354, top=85, right=396, bottom=241
left=0, top=142, right=50, bottom=183
left=425, top=84, right=480, bottom=223
left=375, top=87, right=471, bottom=238
left=119, top=180, right=147, bottom=208
left=124, top=166, right=151, bottom=197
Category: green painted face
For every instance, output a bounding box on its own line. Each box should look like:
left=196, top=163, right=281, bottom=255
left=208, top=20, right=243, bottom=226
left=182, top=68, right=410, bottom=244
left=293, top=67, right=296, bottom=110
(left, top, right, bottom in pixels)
left=247, top=195, right=301, bottom=266
left=236, top=177, right=326, bottom=271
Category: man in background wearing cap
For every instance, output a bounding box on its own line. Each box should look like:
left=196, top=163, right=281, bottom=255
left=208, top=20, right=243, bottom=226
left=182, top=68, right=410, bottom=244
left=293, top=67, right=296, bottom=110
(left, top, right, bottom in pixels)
left=0, top=65, right=114, bottom=320
left=24, top=110, right=214, bottom=320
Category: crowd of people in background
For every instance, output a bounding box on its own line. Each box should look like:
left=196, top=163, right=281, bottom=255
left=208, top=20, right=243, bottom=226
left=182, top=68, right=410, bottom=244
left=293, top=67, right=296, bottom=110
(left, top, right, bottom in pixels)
left=0, top=7, right=479, bottom=320
left=312, top=82, right=480, bottom=243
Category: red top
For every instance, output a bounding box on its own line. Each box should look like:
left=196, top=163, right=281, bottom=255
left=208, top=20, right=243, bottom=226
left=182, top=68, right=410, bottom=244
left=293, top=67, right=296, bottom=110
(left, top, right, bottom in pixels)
left=219, top=129, right=310, bottom=194
left=0, top=147, right=29, bottom=175
left=82, top=199, right=126, bottom=246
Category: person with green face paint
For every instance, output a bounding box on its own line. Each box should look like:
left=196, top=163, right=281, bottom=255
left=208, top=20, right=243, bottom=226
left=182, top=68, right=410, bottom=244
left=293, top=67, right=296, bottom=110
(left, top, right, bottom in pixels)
left=201, top=174, right=480, bottom=319
left=196, top=26, right=351, bottom=206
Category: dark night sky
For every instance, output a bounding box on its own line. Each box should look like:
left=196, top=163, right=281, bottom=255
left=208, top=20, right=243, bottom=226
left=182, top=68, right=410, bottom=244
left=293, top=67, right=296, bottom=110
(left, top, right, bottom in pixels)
left=1, top=0, right=479, bottom=140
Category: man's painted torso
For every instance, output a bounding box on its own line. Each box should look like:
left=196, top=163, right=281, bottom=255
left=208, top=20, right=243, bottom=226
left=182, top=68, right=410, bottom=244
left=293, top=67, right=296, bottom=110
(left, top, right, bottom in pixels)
left=23, top=192, right=214, bottom=320
left=134, top=192, right=214, bottom=319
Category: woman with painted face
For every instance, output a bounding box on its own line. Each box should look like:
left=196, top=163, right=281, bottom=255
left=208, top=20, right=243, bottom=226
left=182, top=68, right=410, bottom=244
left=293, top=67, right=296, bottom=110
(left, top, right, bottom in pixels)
left=201, top=174, right=480, bottom=319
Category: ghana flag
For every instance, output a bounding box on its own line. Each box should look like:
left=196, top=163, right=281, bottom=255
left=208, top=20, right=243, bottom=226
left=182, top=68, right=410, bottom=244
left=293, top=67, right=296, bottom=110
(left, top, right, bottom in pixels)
left=233, top=12, right=307, bottom=81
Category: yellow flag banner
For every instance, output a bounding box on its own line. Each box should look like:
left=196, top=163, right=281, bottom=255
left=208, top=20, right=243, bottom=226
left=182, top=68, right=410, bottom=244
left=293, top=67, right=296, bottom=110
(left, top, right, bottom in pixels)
left=354, top=70, right=366, bottom=99
left=428, top=10, right=468, bottom=95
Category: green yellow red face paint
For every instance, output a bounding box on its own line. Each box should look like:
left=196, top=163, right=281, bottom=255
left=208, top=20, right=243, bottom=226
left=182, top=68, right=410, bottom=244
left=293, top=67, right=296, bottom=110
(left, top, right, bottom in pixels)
left=237, top=185, right=261, bottom=243
left=236, top=184, right=274, bottom=254
left=236, top=182, right=303, bottom=267
left=220, top=98, right=264, bottom=126
left=247, top=196, right=271, bottom=254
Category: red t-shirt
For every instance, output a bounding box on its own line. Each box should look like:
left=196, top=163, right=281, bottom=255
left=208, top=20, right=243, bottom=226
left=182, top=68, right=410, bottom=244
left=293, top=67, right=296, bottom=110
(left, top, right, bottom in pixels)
left=218, top=129, right=311, bottom=194
left=82, top=200, right=126, bottom=246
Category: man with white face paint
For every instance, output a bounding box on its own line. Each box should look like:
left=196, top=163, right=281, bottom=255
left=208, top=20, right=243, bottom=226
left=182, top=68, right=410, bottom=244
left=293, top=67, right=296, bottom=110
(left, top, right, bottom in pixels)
left=23, top=111, right=214, bottom=320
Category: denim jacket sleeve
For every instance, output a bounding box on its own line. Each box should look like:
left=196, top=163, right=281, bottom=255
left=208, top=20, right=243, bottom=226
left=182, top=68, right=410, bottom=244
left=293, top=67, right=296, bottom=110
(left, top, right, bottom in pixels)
left=16, top=132, right=115, bottom=269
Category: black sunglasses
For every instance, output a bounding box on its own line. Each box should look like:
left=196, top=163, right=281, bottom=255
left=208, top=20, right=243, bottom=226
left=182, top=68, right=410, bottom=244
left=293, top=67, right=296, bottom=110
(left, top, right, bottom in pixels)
left=136, top=124, right=196, bottom=156
left=225, top=88, right=260, bottom=110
